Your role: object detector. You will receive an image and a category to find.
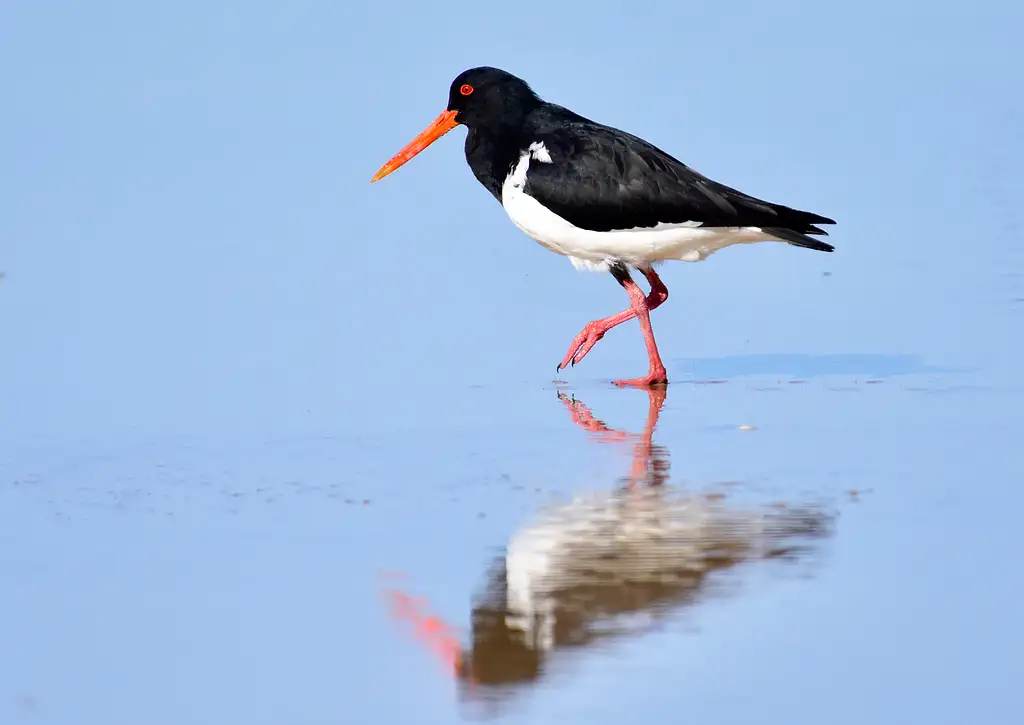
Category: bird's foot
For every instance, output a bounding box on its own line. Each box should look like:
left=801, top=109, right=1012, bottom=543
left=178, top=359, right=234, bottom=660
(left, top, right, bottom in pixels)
left=557, top=320, right=611, bottom=371
left=612, top=368, right=669, bottom=389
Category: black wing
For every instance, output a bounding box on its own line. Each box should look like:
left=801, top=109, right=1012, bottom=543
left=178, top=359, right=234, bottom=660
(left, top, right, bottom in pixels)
left=522, top=109, right=835, bottom=250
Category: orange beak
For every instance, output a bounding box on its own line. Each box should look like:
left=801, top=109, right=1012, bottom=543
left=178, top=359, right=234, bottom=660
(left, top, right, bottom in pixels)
left=370, top=109, right=460, bottom=183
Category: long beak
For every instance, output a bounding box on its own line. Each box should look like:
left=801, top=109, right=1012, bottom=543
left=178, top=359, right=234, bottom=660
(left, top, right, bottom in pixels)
left=371, top=109, right=460, bottom=182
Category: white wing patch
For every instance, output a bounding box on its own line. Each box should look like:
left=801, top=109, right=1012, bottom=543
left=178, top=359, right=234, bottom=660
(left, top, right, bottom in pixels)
left=528, top=141, right=552, bottom=163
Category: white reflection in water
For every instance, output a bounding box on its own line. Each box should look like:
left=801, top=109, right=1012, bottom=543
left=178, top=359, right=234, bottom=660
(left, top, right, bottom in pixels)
left=386, top=387, right=835, bottom=713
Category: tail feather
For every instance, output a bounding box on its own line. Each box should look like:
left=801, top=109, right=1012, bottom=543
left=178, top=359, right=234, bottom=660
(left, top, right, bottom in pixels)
left=764, top=226, right=835, bottom=252
left=731, top=193, right=836, bottom=251
left=796, top=211, right=836, bottom=227
left=760, top=204, right=836, bottom=252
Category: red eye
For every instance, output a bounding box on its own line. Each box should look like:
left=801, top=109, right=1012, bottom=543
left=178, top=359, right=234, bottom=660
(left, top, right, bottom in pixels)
left=460, top=84, right=474, bottom=96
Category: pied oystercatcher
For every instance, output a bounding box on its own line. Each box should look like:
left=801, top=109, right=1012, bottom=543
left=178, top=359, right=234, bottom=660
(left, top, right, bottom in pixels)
left=371, top=67, right=835, bottom=387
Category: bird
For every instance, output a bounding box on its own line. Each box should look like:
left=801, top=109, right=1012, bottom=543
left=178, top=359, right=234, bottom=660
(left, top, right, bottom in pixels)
left=371, top=67, right=836, bottom=387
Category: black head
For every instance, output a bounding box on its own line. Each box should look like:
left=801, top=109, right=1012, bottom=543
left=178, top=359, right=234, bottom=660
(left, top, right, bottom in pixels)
left=445, top=67, right=542, bottom=130
left=371, top=66, right=542, bottom=183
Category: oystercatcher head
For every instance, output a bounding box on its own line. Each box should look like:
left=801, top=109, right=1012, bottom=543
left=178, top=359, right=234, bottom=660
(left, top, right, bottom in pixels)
left=372, top=67, right=836, bottom=388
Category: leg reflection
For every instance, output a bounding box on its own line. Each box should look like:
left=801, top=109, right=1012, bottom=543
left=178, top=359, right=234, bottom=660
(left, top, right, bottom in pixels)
left=558, top=386, right=669, bottom=488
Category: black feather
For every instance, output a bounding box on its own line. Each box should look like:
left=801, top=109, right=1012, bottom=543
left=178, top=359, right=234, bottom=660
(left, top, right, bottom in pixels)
left=763, top=227, right=835, bottom=252
left=517, top=105, right=835, bottom=245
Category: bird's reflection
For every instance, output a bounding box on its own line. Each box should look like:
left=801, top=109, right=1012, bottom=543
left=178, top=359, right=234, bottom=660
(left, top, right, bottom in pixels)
left=384, top=386, right=833, bottom=708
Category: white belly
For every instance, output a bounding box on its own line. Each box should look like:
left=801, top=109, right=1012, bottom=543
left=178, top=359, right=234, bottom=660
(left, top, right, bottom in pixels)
left=500, top=148, right=775, bottom=272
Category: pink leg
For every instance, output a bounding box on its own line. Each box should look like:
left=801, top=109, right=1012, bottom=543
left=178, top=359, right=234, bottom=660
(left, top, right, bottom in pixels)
left=612, top=272, right=669, bottom=388
left=557, top=266, right=668, bottom=371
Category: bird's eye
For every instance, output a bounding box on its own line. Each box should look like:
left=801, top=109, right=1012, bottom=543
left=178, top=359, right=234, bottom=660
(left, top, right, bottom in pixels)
left=460, top=84, right=474, bottom=96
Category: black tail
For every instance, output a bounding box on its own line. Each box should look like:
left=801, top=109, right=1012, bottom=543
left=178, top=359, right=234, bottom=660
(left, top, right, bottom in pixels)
left=765, top=226, right=835, bottom=252
left=764, top=207, right=836, bottom=252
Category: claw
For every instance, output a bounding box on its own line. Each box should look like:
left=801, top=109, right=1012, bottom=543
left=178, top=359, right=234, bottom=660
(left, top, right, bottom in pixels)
left=567, top=341, right=585, bottom=368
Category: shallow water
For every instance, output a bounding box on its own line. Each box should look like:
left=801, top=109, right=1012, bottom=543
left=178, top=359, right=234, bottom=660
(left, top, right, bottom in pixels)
left=3, top=359, right=1021, bottom=723
left=3, top=2, right=1024, bottom=723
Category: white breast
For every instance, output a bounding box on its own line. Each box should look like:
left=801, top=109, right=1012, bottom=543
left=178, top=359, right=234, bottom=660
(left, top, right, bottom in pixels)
left=500, top=146, right=776, bottom=272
